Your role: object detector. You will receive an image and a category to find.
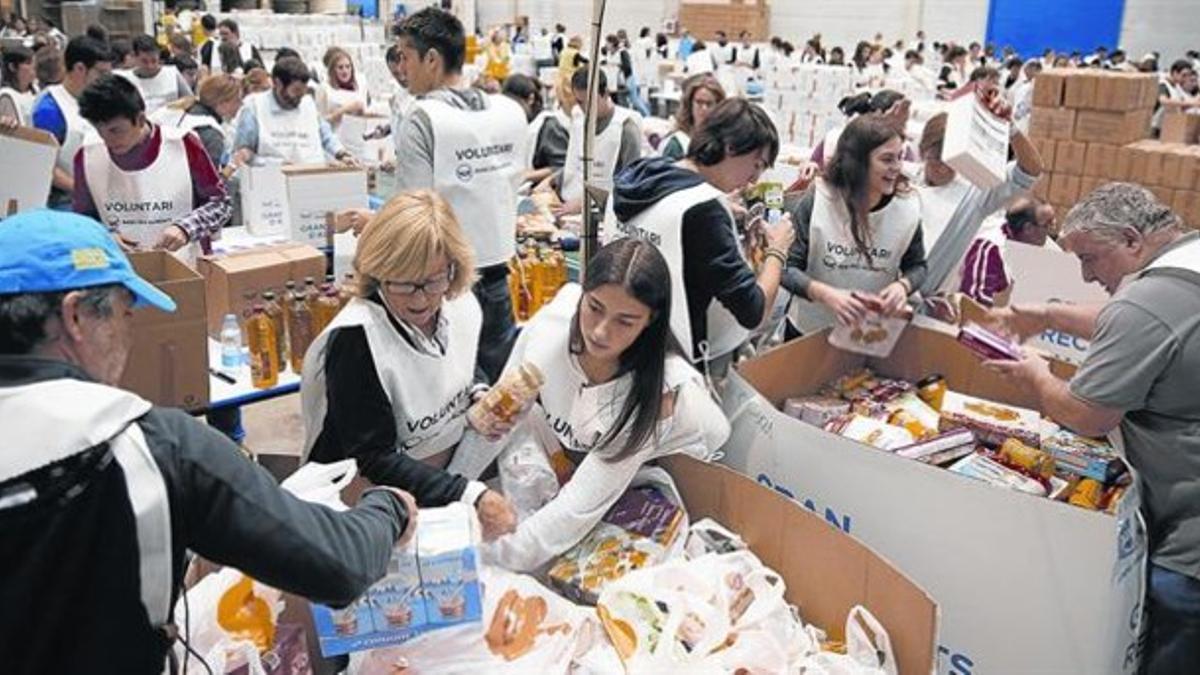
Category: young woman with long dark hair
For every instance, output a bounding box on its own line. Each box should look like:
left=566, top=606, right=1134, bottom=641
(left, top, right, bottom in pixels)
left=463, top=238, right=729, bottom=571
left=783, top=114, right=925, bottom=332
left=0, top=45, right=36, bottom=124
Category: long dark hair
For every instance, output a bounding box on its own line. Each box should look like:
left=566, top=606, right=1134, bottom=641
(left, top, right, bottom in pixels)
left=569, top=239, right=681, bottom=460
left=2, top=45, right=34, bottom=91
left=825, top=115, right=910, bottom=263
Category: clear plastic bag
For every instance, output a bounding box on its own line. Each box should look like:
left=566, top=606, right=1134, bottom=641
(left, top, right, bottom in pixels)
left=498, top=416, right=562, bottom=521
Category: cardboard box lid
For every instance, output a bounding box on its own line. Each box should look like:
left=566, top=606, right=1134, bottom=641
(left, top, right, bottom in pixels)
left=199, top=243, right=326, bottom=273
left=662, top=455, right=938, bottom=675
left=281, top=164, right=368, bottom=177
left=126, top=251, right=205, bottom=322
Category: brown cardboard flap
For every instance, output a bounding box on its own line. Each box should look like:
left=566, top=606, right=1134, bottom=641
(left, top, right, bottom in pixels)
left=0, top=125, right=59, bottom=148
left=737, top=332, right=864, bottom=406
left=280, top=164, right=366, bottom=177
left=663, top=455, right=938, bottom=675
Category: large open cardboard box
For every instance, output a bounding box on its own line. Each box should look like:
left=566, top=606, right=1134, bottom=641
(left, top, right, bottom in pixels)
left=720, top=322, right=1145, bottom=674
left=119, top=251, right=209, bottom=411
left=197, top=243, right=327, bottom=337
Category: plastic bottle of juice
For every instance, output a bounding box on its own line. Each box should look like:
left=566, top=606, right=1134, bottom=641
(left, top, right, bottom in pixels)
left=245, top=304, right=279, bottom=389
left=261, top=291, right=288, bottom=371
left=217, top=575, right=276, bottom=653
left=288, top=293, right=315, bottom=374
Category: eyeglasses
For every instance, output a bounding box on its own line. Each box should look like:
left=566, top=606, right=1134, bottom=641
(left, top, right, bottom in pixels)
left=381, top=266, right=455, bottom=297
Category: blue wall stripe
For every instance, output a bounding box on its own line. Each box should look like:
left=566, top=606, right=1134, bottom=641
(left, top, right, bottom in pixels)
left=986, top=0, right=1126, bottom=59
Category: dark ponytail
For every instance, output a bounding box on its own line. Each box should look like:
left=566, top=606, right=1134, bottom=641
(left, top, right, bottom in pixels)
left=569, top=239, right=681, bottom=460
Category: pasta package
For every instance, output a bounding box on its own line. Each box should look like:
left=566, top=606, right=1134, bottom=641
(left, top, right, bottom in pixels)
left=1041, top=430, right=1126, bottom=484
left=783, top=396, right=852, bottom=428
left=949, top=452, right=1049, bottom=497
left=825, top=414, right=916, bottom=451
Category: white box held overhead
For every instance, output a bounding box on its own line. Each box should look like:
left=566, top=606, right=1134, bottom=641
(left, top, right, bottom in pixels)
left=719, top=323, right=1146, bottom=675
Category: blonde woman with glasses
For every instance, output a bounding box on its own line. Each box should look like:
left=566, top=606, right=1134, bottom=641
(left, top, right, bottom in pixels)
left=300, top=190, right=517, bottom=541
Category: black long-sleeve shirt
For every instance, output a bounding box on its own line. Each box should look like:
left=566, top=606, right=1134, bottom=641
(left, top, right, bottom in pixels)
left=306, top=296, right=480, bottom=506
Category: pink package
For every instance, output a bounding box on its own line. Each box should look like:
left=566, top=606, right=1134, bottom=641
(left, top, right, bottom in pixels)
left=957, top=323, right=1022, bottom=361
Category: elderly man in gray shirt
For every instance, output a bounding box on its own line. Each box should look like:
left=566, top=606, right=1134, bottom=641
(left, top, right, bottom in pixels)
left=983, top=183, right=1200, bottom=675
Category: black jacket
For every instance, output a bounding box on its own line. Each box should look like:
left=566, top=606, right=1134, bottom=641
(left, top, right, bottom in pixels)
left=611, top=157, right=765, bottom=359
left=0, top=356, right=406, bottom=674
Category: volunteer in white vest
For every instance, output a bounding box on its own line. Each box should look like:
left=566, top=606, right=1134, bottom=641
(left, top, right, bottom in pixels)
left=30, top=35, right=112, bottom=210
left=232, top=56, right=355, bottom=167
left=118, top=35, right=191, bottom=115
left=685, top=41, right=715, bottom=75
left=711, top=30, right=737, bottom=93
left=913, top=82, right=1043, bottom=301
left=557, top=67, right=643, bottom=215
left=200, top=18, right=262, bottom=76
left=448, top=239, right=729, bottom=571
left=72, top=74, right=230, bottom=260
left=0, top=210, right=416, bottom=673
left=981, top=183, right=1200, bottom=675
left=659, top=73, right=724, bottom=161
left=1153, top=59, right=1200, bottom=135
left=782, top=114, right=924, bottom=333
left=501, top=73, right=569, bottom=183
left=606, top=98, right=794, bottom=369
left=391, top=7, right=528, bottom=382
left=301, top=191, right=517, bottom=541
left=0, top=45, right=37, bottom=125
left=316, top=46, right=369, bottom=133
left=151, top=72, right=243, bottom=169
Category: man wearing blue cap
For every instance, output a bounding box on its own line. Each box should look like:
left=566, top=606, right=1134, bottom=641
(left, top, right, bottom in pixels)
left=0, top=210, right=418, bottom=673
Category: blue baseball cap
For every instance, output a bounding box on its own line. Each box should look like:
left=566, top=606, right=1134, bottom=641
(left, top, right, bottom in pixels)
left=0, top=210, right=176, bottom=312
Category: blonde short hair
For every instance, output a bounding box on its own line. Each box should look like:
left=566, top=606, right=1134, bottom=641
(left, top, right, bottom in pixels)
left=354, top=190, right=477, bottom=299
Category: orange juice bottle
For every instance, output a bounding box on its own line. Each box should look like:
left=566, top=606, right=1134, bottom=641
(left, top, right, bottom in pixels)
left=217, top=575, right=276, bottom=653
left=246, top=304, right=279, bottom=389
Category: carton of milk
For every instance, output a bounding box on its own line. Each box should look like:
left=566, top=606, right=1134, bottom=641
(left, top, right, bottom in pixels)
left=310, top=503, right=482, bottom=657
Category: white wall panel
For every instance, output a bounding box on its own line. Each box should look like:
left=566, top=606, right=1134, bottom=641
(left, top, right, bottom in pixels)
left=1120, top=0, right=1200, bottom=65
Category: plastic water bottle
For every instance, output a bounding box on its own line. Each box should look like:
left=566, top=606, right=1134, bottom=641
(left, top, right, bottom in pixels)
left=220, top=314, right=243, bottom=371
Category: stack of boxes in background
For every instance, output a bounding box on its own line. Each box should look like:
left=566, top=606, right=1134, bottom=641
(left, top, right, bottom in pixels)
left=1028, top=69, right=1200, bottom=228
left=761, top=65, right=856, bottom=147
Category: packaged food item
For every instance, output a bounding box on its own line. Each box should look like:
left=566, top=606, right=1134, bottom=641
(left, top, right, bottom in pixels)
left=957, top=322, right=1023, bottom=361
left=916, top=374, right=947, bottom=411
left=1041, top=429, right=1126, bottom=483
left=949, top=452, right=1049, bottom=496
left=825, top=414, right=916, bottom=451
left=548, top=485, right=684, bottom=605
left=468, top=362, right=545, bottom=431
left=895, top=429, right=976, bottom=465
left=822, top=368, right=882, bottom=401
left=310, top=504, right=482, bottom=657
left=1068, top=478, right=1104, bottom=510
left=828, top=313, right=909, bottom=358
left=884, top=392, right=941, bottom=440
left=998, top=439, right=1056, bottom=479
left=939, top=391, right=1042, bottom=448
left=782, top=395, right=851, bottom=428
left=1048, top=475, right=1073, bottom=501
left=1103, top=486, right=1127, bottom=514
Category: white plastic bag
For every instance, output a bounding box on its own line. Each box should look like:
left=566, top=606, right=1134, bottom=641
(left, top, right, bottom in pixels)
left=173, top=567, right=285, bottom=675
left=498, top=417, right=562, bottom=521
left=280, top=458, right=357, bottom=512
left=795, top=606, right=896, bottom=675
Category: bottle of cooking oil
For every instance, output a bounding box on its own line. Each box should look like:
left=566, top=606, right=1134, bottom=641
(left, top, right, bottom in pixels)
left=261, top=290, right=288, bottom=372
left=246, top=304, right=279, bottom=389
left=288, top=292, right=315, bottom=375
left=313, top=285, right=342, bottom=335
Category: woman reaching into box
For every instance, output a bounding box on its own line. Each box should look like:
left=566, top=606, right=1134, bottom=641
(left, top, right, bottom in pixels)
left=451, top=238, right=730, bottom=572
left=300, top=190, right=517, bottom=541
left=782, top=114, right=925, bottom=334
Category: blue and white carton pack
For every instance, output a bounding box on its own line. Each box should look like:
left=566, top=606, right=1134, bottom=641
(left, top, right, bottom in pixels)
left=310, top=503, right=483, bottom=657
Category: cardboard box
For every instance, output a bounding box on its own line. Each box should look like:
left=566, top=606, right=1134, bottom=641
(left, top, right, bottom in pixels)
left=1160, top=111, right=1200, bottom=144
left=238, top=164, right=288, bottom=237
left=1032, top=70, right=1066, bottom=107
left=1093, top=71, right=1160, bottom=111
left=119, top=251, right=209, bottom=410
left=1054, top=140, right=1088, bottom=175
left=1049, top=172, right=1081, bottom=205
left=1173, top=190, right=1200, bottom=229
left=1029, top=107, right=1076, bottom=140
left=1114, top=144, right=1136, bottom=181
left=1032, top=173, right=1051, bottom=201
left=1084, top=143, right=1119, bottom=177
left=0, top=126, right=57, bottom=216
left=662, top=456, right=938, bottom=675
left=942, top=93, right=1010, bottom=188
left=1006, top=241, right=1109, bottom=363
left=1150, top=184, right=1175, bottom=207
left=197, top=243, right=327, bottom=337
left=1074, top=109, right=1152, bottom=144
left=1063, top=73, right=1097, bottom=109
left=1032, top=136, right=1057, bottom=168
left=1079, top=175, right=1106, bottom=200
left=282, top=165, right=370, bottom=250
left=720, top=324, right=1146, bottom=675
left=1128, top=141, right=1165, bottom=185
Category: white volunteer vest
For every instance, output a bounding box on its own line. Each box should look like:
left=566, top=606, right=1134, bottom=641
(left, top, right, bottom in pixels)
left=603, top=181, right=751, bottom=362
left=917, top=175, right=972, bottom=252
left=563, top=105, right=639, bottom=204
left=0, top=86, right=35, bottom=125
left=83, top=125, right=196, bottom=259
left=1132, top=237, right=1200, bottom=284
left=417, top=94, right=527, bottom=268
left=119, top=66, right=181, bottom=114
left=150, top=105, right=222, bottom=136
left=1153, top=78, right=1187, bottom=130
left=301, top=294, right=482, bottom=461
left=686, top=50, right=714, bottom=74
left=320, top=83, right=368, bottom=131
left=45, top=85, right=93, bottom=177
left=0, top=379, right=172, bottom=630
left=788, top=180, right=922, bottom=333
left=517, top=284, right=704, bottom=454
left=250, top=91, right=325, bottom=165
left=524, top=108, right=569, bottom=169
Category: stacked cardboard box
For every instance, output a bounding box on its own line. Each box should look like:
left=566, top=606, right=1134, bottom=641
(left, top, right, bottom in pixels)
left=1029, top=69, right=1158, bottom=219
